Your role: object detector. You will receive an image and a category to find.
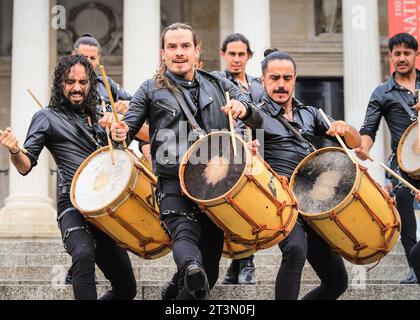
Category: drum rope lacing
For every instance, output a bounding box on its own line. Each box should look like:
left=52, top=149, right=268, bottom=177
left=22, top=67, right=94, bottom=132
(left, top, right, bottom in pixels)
left=322, top=166, right=401, bottom=263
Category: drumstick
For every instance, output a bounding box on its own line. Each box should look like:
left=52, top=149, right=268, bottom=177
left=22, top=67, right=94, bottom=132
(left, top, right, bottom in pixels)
left=0, top=129, right=28, bottom=154
left=225, top=92, right=237, bottom=157
left=318, top=108, right=357, bottom=165
left=380, top=163, right=419, bottom=194
left=101, top=99, right=116, bottom=165
left=99, top=65, right=127, bottom=149
left=415, top=89, right=420, bottom=153
left=26, top=89, right=44, bottom=109
left=246, top=127, right=253, bottom=144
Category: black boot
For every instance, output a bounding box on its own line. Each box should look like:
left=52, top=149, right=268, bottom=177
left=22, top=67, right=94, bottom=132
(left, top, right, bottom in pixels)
left=222, top=260, right=240, bottom=284
left=64, top=267, right=73, bottom=285
left=238, top=256, right=256, bottom=285
left=184, top=263, right=210, bottom=300
left=161, top=272, right=179, bottom=300
left=400, top=268, right=418, bottom=284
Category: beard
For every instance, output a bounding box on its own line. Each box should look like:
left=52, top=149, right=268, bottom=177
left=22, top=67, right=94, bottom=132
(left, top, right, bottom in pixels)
left=64, top=93, right=88, bottom=113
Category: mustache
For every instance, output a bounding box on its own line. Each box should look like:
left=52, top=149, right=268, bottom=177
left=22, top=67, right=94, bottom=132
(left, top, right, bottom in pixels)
left=273, top=88, right=288, bottom=94
left=70, top=90, right=85, bottom=96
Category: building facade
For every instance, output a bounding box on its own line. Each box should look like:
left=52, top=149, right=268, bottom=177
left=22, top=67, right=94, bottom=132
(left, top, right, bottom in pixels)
left=0, top=0, right=392, bottom=237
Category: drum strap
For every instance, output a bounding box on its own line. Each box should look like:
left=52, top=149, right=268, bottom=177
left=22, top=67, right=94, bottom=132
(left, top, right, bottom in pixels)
left=172, top=90, right=207, bottom=139
left=61, top=109, right=102, bottom=149
left=275, top=114, right=317, bottom=152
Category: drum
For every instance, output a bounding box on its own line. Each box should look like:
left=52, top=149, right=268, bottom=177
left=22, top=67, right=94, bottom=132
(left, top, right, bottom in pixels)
left=70, top=147, right=171, bottom=260
left=223, top=241, right=256, bottom=260
left=397, top=121, right=420, bottom=179
left=290, top=147, right=401, bottom=265
left=179, top=131, right=298, bottom=252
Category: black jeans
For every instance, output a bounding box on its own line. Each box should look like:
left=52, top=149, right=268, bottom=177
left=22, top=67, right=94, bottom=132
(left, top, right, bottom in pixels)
left=391, top=158, right=420, bottom=267
left=276, top=221, right=348, bottom=300
left=157, top=178, right=224, bottom=300
left=410, top=241, right=420, bottom=283
left=57, top=196, right=137, bottom=300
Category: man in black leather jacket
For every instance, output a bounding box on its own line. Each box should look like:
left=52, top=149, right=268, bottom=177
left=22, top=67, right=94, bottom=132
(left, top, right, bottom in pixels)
left=111, top=23, right=262, bottom=300
left=355, top=33, right=420, bottom=284
left=243, top=49, right=361, bottom=300
left=63, top=33, right=134, bottom=286
left=0, top=55, right=137, bottom=300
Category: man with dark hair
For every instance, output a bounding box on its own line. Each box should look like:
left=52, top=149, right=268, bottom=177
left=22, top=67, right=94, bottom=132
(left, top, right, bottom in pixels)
left=0, top=55, right=137, bottom=300
left=63, top=33, right=134, bottom=286
left=110, top=23, right=262, bottom=300
left=214, top=33, right=264, bottom=286
left=244, top=49, right=361, bottom=299
left=356, top=32, right=420, bottom=284
left=73, top=33, right=131, bottom=114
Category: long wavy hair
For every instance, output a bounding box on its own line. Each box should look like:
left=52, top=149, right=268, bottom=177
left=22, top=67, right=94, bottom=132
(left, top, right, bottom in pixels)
left=49, top=55, right=99, bottom=122
left=154, top=23, right=198, bottom=91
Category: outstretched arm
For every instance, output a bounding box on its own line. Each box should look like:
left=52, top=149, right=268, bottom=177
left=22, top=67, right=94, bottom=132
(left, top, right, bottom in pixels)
left=0, top=128, right=32, bottom=175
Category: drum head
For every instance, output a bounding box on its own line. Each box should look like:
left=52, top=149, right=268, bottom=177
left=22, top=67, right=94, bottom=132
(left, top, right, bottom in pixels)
left=74, top=149, right=133, bottom=212
left=182, top=132, right=247, bottom=201
left=292, top=149, right=356, bottom=214
left=399, top=122, right=420, bottom=173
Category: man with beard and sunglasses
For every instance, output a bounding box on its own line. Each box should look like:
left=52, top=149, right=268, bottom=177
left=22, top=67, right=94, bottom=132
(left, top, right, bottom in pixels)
left=243, top=49, right=361, bottom=300
left=110, top=23, right=262, bottom=300
left=355, top=33, right=420, bottom=284
left=0, top=55, right=137, bottom=300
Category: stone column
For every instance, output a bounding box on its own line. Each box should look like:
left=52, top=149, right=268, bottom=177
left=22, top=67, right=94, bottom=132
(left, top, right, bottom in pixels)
left=342, top=0, right=385, bottom=181
left=233, top=0, right=270, bottom=77
left=0, top=0, right=58, bottom=238
left=123, top=0, right=161, bottom=94
left=123, top=0, right=160, bottom=152
left=219, top=0, right=233, bottom=71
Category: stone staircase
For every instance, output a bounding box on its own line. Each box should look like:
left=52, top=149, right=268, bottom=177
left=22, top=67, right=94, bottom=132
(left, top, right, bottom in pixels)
left=0, top=239, right=419, bottom=300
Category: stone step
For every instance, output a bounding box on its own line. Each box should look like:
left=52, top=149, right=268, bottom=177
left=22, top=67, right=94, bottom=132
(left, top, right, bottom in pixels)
left=0, top=264, right=412, bottom=283
left=0, top=283, right=419, bottom=300
left=0, top=249, right=408, bottom=267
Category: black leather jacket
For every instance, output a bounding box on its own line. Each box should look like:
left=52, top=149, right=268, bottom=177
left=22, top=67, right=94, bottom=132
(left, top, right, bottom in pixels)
left=212, top=70, right=265, bottom=103
left=22, top=108, right=106, bottom=195
left=360, top=71, right=420, bottom=152
left=124, top=69, right=263, bottom=179
left=239, top=95, right=335, bottom=178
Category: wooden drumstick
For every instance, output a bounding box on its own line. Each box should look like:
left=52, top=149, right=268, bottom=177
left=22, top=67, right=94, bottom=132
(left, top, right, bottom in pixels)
left=414, top=89, right=420, bottom=153
left=26, top=89, right=44, bottom=109
left=318, top=108, right=357, bottom=165
left=0, top=129, right=28, bottom=154
left=380, top=163, right=419, bottom=194
left=225, top=92, right=237, bottom=157
left=99, top=65, right=127, bottom=149
left=101, top=99, right=116, bottom=165
left=246, top=127, right=253, bottom=144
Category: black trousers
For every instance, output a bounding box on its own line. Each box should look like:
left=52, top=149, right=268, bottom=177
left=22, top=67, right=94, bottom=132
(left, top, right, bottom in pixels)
left=390, top=158, right=420, bottom=267
left=57, top=196, right=137, bottom=300
left=410, top=241, right=420, bottom=282
left=276, top=221, right=348, bottom=300
left=157, top=178, right=224, bottom=300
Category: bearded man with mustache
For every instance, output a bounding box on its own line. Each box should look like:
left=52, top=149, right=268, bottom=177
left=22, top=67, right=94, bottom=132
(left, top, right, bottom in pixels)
left=239, top=49, right=361, bottom=300
left=0, top=55, right=137, bottom=300
left=356, top=33, right=420, bottom=284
